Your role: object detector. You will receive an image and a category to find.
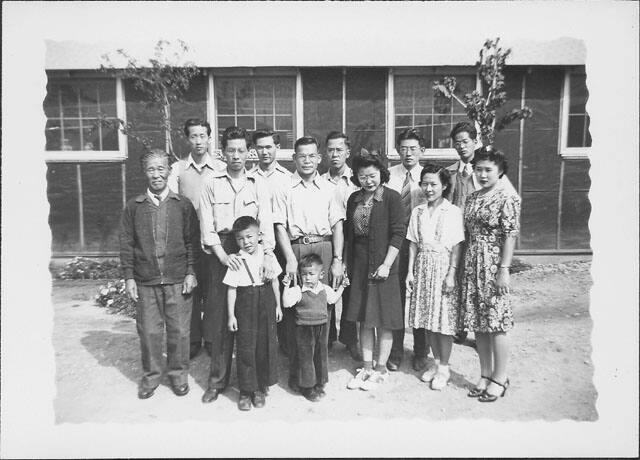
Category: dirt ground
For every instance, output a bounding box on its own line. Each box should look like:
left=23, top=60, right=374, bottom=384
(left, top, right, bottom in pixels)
left=52, top=258, right=596, bottom=423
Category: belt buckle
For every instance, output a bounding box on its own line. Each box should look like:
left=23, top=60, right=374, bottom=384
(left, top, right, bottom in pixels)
left=302, top=235, right=311, bottom=245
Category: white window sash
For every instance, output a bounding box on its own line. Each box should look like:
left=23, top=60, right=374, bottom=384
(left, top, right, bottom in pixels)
left=45, top=77, right=127, bottom=163
left=558, top=68, right=592, bottom=159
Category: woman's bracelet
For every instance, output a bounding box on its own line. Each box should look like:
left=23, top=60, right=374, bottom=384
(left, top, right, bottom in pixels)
left=499, top=265, right=510, bottom=269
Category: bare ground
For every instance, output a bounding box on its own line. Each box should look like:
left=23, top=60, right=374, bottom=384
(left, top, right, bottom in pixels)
left=52, top=260, right=596, bottom=423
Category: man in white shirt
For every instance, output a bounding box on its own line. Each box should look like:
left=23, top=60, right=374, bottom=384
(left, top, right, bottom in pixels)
left=320, top=131, right=360, bottom=360
left=168, top=119, right=226, bottom=359
left=386, top=128, right=430, bottom=372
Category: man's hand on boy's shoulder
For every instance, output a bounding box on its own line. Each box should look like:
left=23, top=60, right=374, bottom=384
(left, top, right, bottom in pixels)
left=125, top=279, right=138, bottom=302
left=260, top=252, right=279, bottom=280
left=182, top=274, right=197, bottom=295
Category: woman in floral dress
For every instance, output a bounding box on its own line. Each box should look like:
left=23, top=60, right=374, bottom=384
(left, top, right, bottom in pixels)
left=462, top=147, right=521, bottom=403
left=406, top=164, right=464, bottom=390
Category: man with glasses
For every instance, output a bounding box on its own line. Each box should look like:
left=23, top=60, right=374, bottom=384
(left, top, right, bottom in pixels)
left=273, top=135, right=346, bottom=391
left=199, top=126, right=277, bottom=404
left=168, top=119, right=225, bottom=359
left=386, top=128, right=429, bottom=372
left=321, top=131, right=360, bottom=361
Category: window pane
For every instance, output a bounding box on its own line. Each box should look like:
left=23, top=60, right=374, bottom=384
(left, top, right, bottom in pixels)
left=569, top=72, right=587, bottom=114
left=274, top=79, right=295, bottom=114
left=302, top=68, right=343, bottom=150
left=255, top=115, right=272, bottom=131
left=235, top=79, right=254, bottom=115
left=47, top=163, right=80, bottom=252
left=346, top=68, right=386, bottom=153
left=45, top=119, right=62, bottom=150
left=44, top=83, right=60, bottom=118
left=568, top=114, right=586, bottom=148
left=218, top=116, right=236, bottom=131
left=275, top=115, right=292, bottom=132
left=59, top=83, right=79, bottom=118
left=255, top=79, right=273, bottom=114
left=215, top=79, right=235, bottom=114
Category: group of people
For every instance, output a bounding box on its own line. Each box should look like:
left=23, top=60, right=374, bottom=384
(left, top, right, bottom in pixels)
left=119, top=118, right=521, bottom=411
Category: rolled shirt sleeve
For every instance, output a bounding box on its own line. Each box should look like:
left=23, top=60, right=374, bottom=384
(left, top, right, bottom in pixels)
left=322, top=284, right=342, bottom=305
left=198, top=178, right=221, bottom=250
left=328, top=186, right=346, bottom=229
left=447, top=204, right=466, bottom=248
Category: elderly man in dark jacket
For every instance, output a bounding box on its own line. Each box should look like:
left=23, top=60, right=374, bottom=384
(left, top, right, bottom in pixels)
left=120, top=149, right=200, bottom=400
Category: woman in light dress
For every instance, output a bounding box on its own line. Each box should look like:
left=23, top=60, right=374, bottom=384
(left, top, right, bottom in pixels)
left=406, top=163, right=464, bottom=390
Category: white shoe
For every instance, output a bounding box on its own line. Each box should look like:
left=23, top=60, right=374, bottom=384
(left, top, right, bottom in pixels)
left=347, top=368, right=372, bottom=390
left=430, top=368, right=450, bottom=391
left=360, top=370, right=388, bottom=391
left=420, top=365, right=438, bottom=383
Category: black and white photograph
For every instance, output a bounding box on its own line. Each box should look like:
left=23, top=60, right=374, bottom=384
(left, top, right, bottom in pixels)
left=1, top=1, right=638, bottom=458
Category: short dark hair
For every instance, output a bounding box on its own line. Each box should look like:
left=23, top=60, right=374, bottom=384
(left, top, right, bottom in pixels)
left=294, top=135, right=320, bottom=152
left=471, top=146, right=508, bottom=177
left=420, top=163, right=453, bottom=201
left=350, top=151, right=391, bottom=187
left=232, top=216, right=259, bottom=234
left=252, top=129, right=280, bottom=146
left=450, top=121, right=477, bottom=140
left=140, top=148, right=170, bottom=171
left=298, top=253, right=324, bottom=271
left=396, top=128, right=425, bottom=148
left=325, top=131, right=351, bottom=149
left=183, top=118, right=212, bottom=137
left=221, top=126, right=250, bottom=150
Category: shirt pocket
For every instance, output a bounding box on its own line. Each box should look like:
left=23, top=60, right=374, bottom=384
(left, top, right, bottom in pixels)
left=212, top=191, right=234, bottom=231
left=242, top=198, right=259, bottom=217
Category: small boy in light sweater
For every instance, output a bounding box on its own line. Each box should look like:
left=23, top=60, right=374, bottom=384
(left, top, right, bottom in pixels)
left=282, top=253, right=348, bottom=402
left=224, top=216, right=283, bottom=411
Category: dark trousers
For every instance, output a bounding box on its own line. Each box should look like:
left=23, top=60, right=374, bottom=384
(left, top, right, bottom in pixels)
left=189, top=251, right=211, bottom=344
left=136, top=283, right=192, bottom=390
left=205, top=235, right=238, bottom=390
left=389, top=239, right=429, bottom=364
left=285, top=240, right=357, bottom=384
left=295, top=322, right=329, bottom=389
left=235, top=285, right=279, bottom=393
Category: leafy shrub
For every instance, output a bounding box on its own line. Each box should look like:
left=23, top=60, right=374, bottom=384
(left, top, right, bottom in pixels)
left=95, top=279, right=136, bottom=318
left=55, top=257, right=121, bottom=280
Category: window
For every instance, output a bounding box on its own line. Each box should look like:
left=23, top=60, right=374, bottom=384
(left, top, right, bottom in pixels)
left=214, top=77, right=297, bottom=150
left=44, top=76, right=126, bottom=161
left=559, top=67, right=592, bottom=158
left=391, top=69, right=477, bottom=159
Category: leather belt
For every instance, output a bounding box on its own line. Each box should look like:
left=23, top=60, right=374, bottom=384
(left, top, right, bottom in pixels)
left=291, top=234, right=332, bottom=245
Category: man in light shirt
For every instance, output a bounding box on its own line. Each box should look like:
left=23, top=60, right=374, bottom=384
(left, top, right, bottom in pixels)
left=386, top=128, right=430, bottom=373
left=199, top=126, right=278, bottom=404
left=320, top=131, right=360, bottom=360
left=168, top=118, right=226, bottom=359
left=273, top=135, right=346, bottom=392
left=250, top=129, right=292, bottom=196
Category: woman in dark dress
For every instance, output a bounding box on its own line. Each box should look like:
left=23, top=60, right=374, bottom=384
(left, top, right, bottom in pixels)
left=343, top=152, right=406, bottom=391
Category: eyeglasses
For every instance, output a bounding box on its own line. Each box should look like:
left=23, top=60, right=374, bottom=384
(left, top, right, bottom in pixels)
left=398, top=146, right=421, bottom=154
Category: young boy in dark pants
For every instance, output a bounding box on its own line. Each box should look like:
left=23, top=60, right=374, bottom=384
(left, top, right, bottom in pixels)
left=282, top=254, right=348, bottom=402
left=224, top=216, right=283, bottom=411
left=120, top=149, right=200, bottom=399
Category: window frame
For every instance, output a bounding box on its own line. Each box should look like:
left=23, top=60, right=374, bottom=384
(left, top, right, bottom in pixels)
left=44, top=75, right=128, bottom=163
left=558, top=67, right=592, bottom=159
left=208, top=68, right=301, bottom=161
left=388, top=67, right=480, bottom=161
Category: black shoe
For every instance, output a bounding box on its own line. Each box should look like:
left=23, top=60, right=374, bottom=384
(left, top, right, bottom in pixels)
left=171, top=383, right=189, bottom=396
left=347, top=344, right=363, bottom=362
left=202, top=387, right=221, bottom=403
left=189, top=342, right=202, bottom=359
left=301, top=387, right=321, bottom=402
left=453, top=331, right=468, bottom=344
left=137, top=386, right=156, bottom=400
left=238, top=393, right=252, bottom=411
left=204, top=341, right=213, bottom=356
left=314, top=384, right=326, bottom=399
left=412, top=355, right=428, bottom=372
left=386, top=361, right=400, bottom=372
left=288, top=379, right=301, bottom=394
left=252, top=390, right=266, bottom=408
left=478, top=378, right=510, bottom=403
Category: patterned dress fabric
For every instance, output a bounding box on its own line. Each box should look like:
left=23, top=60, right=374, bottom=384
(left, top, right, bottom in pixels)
left=461, top=184, right=521, bottom=333
left=407, top=200, right=464, bottom=335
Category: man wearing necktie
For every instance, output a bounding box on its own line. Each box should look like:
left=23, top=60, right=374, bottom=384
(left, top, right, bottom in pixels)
left=386, top=128, right=429, bottom=372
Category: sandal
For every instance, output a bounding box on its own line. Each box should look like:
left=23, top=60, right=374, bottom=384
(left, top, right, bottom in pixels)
left=478, top=377, right=510, bottom=403
left=467, top=375, right=490, bottom=398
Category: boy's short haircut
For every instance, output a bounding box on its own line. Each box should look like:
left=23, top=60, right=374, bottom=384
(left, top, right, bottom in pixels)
left=184, top=118, right=212, bottom=137
left=396, top=127, right=426, bottom=148
left=449, top=121, right=478, bottom=140
left=232, top=215, right=259, bottom=234
left=222, top=126, right=250, bottom=149
left=252, top=129, right=280, bottom=146
left=139, top=148, right=171, bottom=171
left=325, top=131, right=351, bottom=149
left=298, top=253, right=324, bottom=271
